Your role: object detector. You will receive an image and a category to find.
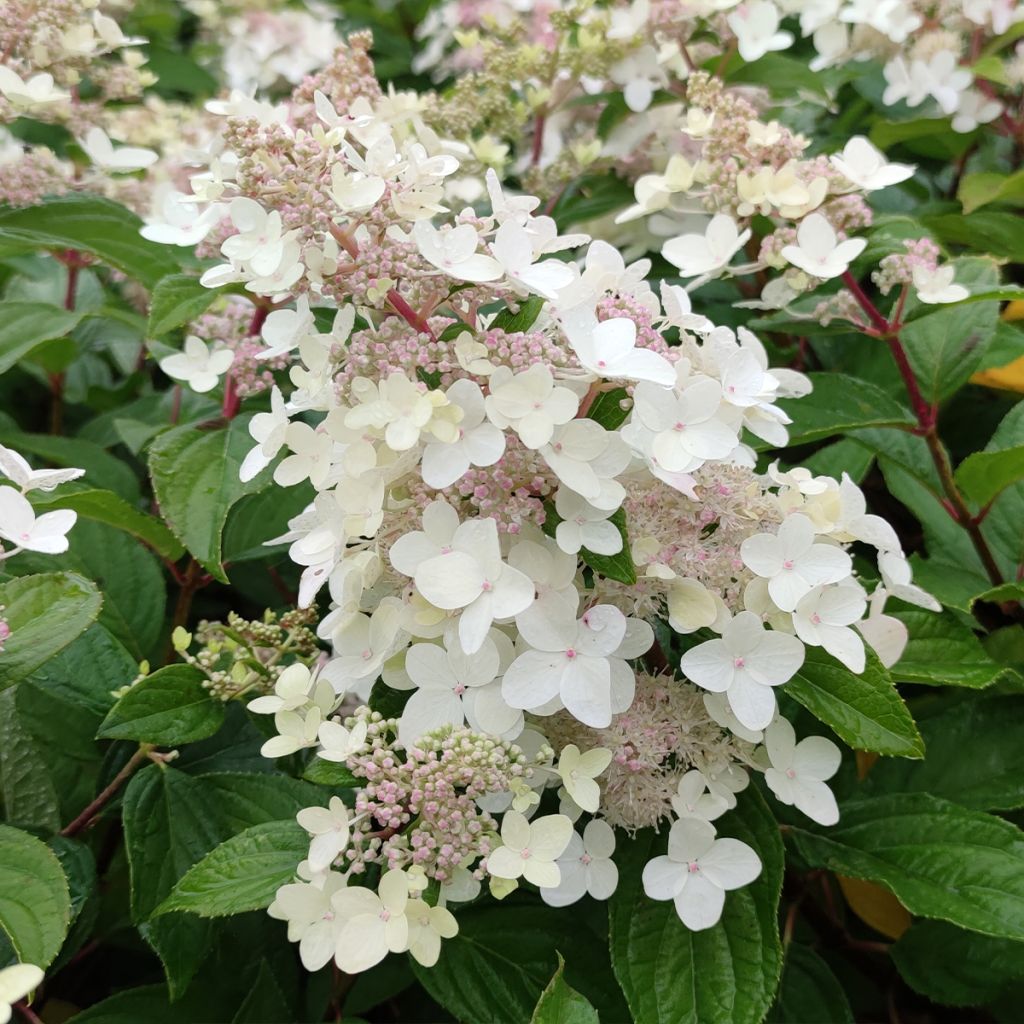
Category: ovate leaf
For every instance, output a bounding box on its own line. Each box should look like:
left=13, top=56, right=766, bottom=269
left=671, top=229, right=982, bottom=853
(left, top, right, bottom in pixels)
left=0, top=301, right=84, bottom=374
left=789, top=794, right=1024, bottom=940
left=766, top=944, right=853, bottom=1024
left=98, top=665, right=224, bottom=746
left=149, top=416, right=270, bottom=582
left=0, top=824, right=71, bottom=968
left=531, top=954, right=600, bottom=1024
left=157, top=820, right=308, bottom=918
left=148, top=274, right=221, bottom=336
left=785, top=647, right=923, bottom=758
left=954, top=444, right=1024, bottom=508
left=0, top=572, right=102, bottom=692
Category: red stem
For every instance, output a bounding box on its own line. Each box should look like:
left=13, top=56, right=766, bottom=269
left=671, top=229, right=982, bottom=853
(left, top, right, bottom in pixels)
left=60, top=746, right=151, bottom=837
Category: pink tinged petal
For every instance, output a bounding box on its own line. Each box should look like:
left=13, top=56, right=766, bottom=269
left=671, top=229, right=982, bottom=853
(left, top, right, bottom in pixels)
left=517, top=600, right=577, bottom=652
left=464, top=423, right=506, bottom=466
left=727, top=674, right=778, bottom=732
left=680, top=639, right=733, bottom=693
left=676, top=874, right=726, bottom=930
left=792, top=736, right=842, bottom=782
left=458, top=592, right=495, bottom=654
left=642, top=855, right=686, bottom=901
left=463, top=681, right=523, bottom=737
left=502, top=650, right=566, bottom=709
left=576, top=605, right=628, bottom=657
left=764, top=768, right=797, bottom=806
left=404, top=643, right=456, bottom=691
left=792, top=778, right=840, bottom=826
left=415, top=551, right=485, bottom=609
left=699, top=839, right=761, bottom=891
left=560, top=655, right=613, bottom=728
left=489, top=565, right=535, bottom=619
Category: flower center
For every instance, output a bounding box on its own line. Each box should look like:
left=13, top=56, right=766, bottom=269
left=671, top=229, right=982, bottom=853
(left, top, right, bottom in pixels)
left=687, top=861, right=700, bottom=874
left=520, top=848, right=531, bottom=860
left=733, top=656, right=745, bottom=669
left=566, top=648, right=577, bottom=659
left=782, top=559, right=795, bottom=570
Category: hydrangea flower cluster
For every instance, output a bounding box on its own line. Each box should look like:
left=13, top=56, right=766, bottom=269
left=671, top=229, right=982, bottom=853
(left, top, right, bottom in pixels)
left=0, top=444, right=81, bottom=563
left=135, top=31, right=943, bottom=977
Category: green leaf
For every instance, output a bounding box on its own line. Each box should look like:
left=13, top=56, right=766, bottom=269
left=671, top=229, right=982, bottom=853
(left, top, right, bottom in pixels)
left=148, top=274, right=221, bottom=336
left=772, top=373, right=916, bottom=448
left=978, top=402, right=1024, bottom=574
left=897, top=257, right=1000, bottom=402
left=890, top=609, right=1016, bottom=689
left=491, top=295, right=544, bottom=333
left=0, top=823, right=71, bottom=968
left=139, top=915, right=212, bottom=1002
left=542, top=501, right=636, bottom=585
left=531, top=954, right=599, bottom=1024
left=0, top=572, right=102, bottom=693
left=30, top=486, right=184, bottom=561
left=892, top=920, right=1024, bottom=1007
left=0, top=301, right=84, bottom=374
left=122, top=765, right=319, bottom=922
left=923, top=211, right=1024, bottom=261
left=585, top=387, right=630, bottom=430
left=609, top=788, right=784, bottom=1024
left=954, top=444, right=1024, bottom=508
left=0, top=688, right=61, bottom=832
left=800, top=439, right=874, bottom=484
left=789, top=794, right=1024, bottom=940
left=766, top=944, right=853, bottom=1024
left=867, top=694, right=1024, bottom=811
left=728, top=53, right=828, bottom=100
left=958, top=170, right=1024, bottom=214
left=785, top=646, right=923, bottom=758
left=98, top=665, right=224, bottom=745
left=149, top=416, right=270, bottom=582
left=0, top=195, right=180, bottom=289
left=414, top=896, right=627, bottom=1024
left=157, top=820, right=307, bottom=918
left=301, top=758, right=360, bottom=787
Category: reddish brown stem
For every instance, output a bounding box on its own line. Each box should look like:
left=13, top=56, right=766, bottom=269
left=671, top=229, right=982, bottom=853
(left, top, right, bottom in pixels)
left=387, top=288, right=436, bottom=340
left=60, top=745, right=151, bottom=837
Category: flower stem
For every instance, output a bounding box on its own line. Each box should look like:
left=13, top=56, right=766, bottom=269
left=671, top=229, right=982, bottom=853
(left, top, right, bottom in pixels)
left=60, top=745, right=152, bottom=837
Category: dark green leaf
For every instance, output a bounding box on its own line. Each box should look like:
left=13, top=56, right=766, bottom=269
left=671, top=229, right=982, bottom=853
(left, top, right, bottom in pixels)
left=531, top=954, right=599, bottom=1024
left=766, top=944, right=853, bottom=1024
left=789, top=794, right=1024, bottom=940
left=786, top=646, right=923, bottom=758
left=0, top=572, right=102, bottom=692
left=158, top=820, right=307, bottom=918
left=0, top=688, right=61, bottom=832
left=99, top=665, right=224, bottom=745
left=148, top=275, right=221, bottom=336
left=491, top=296, right=544, bottom=333
left=0, top=195, right=180, bottom=289
left=0, top=301, right=84, bottom=374
left=585, top=387, right=630, bottom=431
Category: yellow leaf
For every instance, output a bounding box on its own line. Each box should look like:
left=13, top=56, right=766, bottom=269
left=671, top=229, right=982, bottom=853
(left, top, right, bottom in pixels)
left=837, top=876, right=912, bottom=940
left=971, top=355, right=1024, bottom=393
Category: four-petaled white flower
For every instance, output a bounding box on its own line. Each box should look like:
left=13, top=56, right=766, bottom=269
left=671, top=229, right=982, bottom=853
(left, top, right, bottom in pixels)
left=0, top=445, right=84, bottom=493
left=554, top=489, right=622, bottom=556
left=540, top=819, right=619, bottom=907
left=297, top=796, right=354, bottom=872
left=248, top=663, right=336, bottom=716
left=397, top=632, right=502, bottom=745
left=395, top=514, right=534, bottom=654
left=240, top=385, right=291, bottom=482
left=829, top=137, right=915, bottom=191
left=556, top=744, right=612, bottom=813
left=563, top=316, right=676, bottom=387
left=321, top=598, right=406, bottom=693
left=487, top=811, right=574, bottom=889
left=413, top=221, right=503, bottom=282
left=346, top=372, right=461, bottom=452
left=503, top=602, right=652, bottom=728
left=781, top=213, right=866, bottom=280
left=740, top=513, right=852, bottom=612
left=405, top=899, right=459, bottom=968
left=0, top=486, right=77, bottom=555
left=332, top=870, right=413, bottom=973
left=663, top=214, right=751, bottom=279
left=421, top=379, right=505, bottom=489
left=680, top=610, right=805, bottom=731
left=763, top=717, right=841, bottom=825
left=0, top=67, right=68, bottom=110
left=317, top=718, right=369, bottom=761
left=484, top=363, right=579, bottom=449
left=269, top=870, right=347, bottom=971
left=912, top=264, right=969, bottom=305
left=159, top=336, right=234, bottom=394
left=490, top=220, right=575, bottom=299
left=792, top=583, right=867, bottom=672
left=642, top=817, right=761, bottom=930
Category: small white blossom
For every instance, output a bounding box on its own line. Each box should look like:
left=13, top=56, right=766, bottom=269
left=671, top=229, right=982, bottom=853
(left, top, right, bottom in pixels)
left=332, top=870, right=413, bottom=973
left=0, top=67, right=68, bottom=111
left=556, top=744, right=612, bottom=812
left=912, top=265, right=969, bottom=305
left=540, top=819, right=619, bottom=907
left=159, top=336, right=234, bottom=394
left=727, top=1, right=793, bottom=62
left=0, top=445, right=84, bottom=493
left=78, top=126, right=157, bottom=172
left=413, top=221, right=503, bottom=282
left=421, top=379, right=505, bottom=488
left=316, top=718, right=369, bottom=761
left=642, top=818, right=761, bottom=930
left=829, top=137, right=915, bottom=191
left=554, top=489, right=622, bottom=556
left=297, top=796, right=354, bottom=872
left=487, top=811, right=574, bottom=889
left=0, top=486, right=77, bottom=555
left=484, top=363, right=579, bottom=449
left=662, top=214, right=751, bottom=279
left=792, top=584, right=867, bottom=672
left=763, top=717, right=841, bottom=825
left=781, top=213, right=866, bottom=280
left=671, top=769, right=730, bottom=822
